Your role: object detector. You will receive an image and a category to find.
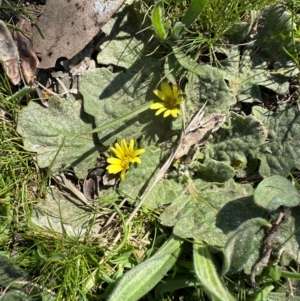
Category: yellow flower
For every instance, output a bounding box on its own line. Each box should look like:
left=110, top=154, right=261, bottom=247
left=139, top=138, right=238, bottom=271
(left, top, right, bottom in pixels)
left=150, top=82, right=184, bottom=118
left=106, top=139, right=145, bottom=180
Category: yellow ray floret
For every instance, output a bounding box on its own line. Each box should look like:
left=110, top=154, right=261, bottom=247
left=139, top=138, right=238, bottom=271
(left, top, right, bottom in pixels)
left=106, top=139, right=145, bottom=180
left=150, top=81, right=184, bottom=118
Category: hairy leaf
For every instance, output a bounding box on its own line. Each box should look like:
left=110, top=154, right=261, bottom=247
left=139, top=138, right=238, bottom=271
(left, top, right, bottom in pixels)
left=253, top=105, right=300, bottom=177
left=254, top=176, right=300, bottom=210
left=17, top=96, right=99, bottom=178
left=81, top=8, right=167, bottom=146
left=219, top=4, right=299, bottom=103
left=151, top=0, right=168, bottom=40
left=205, top=112, right=267, bottom=178
left=159, top=179, right=266, bottom=247
left=185, top=65, right=235, bottom=115
left=31, top=186, right=97, bottom=237
left=193, top=244, right=236, bottom=301
left=107, top=236, right=182, bottom=301
left=222, top=218, right=270, bottom=275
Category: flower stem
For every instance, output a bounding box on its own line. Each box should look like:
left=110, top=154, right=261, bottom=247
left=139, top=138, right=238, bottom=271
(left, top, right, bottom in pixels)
left=88, top=100, right=152, bottom=134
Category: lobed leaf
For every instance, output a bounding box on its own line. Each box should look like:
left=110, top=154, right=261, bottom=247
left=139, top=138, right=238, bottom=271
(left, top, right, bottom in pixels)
left=159, top=179, right=266, bottom=247
left=253, top=105, right=300, bottom=177
left=81, top=8, right=167, bottom=147
left=16, top=96, right=99, bottom=179
left=205, top=112, right=267, bottom=178
left=185, top=65, right=235, bottom=116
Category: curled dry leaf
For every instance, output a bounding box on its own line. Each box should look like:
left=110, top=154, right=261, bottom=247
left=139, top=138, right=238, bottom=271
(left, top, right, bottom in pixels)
left=0, top=20, right=20, bottom=85
left=14, top=19, right=39, bottom=84
left=33, top=0, right=125, bottom=68
left=174, top=113, right=227, bottom=159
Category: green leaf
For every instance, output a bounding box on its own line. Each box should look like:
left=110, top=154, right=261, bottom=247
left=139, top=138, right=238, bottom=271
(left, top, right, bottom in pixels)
left=256, top=4, right=299, bottom=75
left=107, top=236, right=183, bottom=301
left=151, top=0, right=168, bottom=40
left=222, top=218, right=270, bottom=275
left=145, top=178, right=182, bottom=209
left=159, top=179, right=266, bottom=247
left=154, top=276, right=199, bottom=297
left=31, top=186, right=97, bottom=237
left=118, top=145, right=163, bottom=198
left=0, top=255, right=27, bottom=289
left=185, top=65, right=235, bottom=115
left=268, top=206, right=300, bottom=268
left=205, top=113, right=266, bottom=178
left=171, top=22, right=185, bottom=40
left=193, top=244, right=236, bottom=301
left=81, top=9, right=166, bottom=147
left=253, top=105, right=300, bottom=177
left=193, top=158, right=235, bottom=183
left=172, top=46, right=206, bottom=77
left=254, top=176, right=300, bottom=210
left=182, top=0, right=207, bottom=28
left=1, top=290, right=31, bottom=301
left=16, top=96, right=99, bottom=178
left=219, top=4, right=299, bottom=103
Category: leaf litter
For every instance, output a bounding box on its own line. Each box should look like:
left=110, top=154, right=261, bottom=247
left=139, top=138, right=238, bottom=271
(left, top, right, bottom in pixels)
left=3, top=0, right=300, bottom=299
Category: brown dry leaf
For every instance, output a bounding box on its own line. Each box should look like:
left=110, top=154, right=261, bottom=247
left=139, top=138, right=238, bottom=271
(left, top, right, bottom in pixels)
left=14, top=19, right=39, bottom=84
left=33, top=0, right=124, bottom=68
left=174, top=113, right=227, bottom=159
left=0, top=20, right=20, bottom=85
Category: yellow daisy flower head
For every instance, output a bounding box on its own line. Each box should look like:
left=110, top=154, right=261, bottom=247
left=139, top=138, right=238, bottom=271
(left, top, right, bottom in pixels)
left=106, top=139, right=145, bottom=181
left=150, top=81, right=184, bottom=118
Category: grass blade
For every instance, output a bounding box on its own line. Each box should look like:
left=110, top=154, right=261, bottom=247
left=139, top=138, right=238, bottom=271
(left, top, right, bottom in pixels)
left=182, top=0, right=207, bottom=28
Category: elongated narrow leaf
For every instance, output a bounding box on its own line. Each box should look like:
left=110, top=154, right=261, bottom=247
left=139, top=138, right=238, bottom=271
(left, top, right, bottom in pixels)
left=182, top=0, right=207, bottom=28
left=193, top=244, right=236, bottom=301
left=222, top=218, right=270, bottom=275
left=173, top=46, right=205, bottom=76
left=151, top=0, right=167, bottom=40
left=107, top=236, right=183, bottom=301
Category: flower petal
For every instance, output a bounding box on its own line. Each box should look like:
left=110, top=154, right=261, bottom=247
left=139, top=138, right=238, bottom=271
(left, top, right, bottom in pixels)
left=155, top=107, right=166, bottom=116
left=120, top=170, right=126, bottom=180
left=150, top=102, right=165, bottom=109
left=172, top=85, right=179, bottom=98
left=163, top=110, right=171, bottom=118
left=153, top=89, right=166, bottom=101
left=115, top=143, right=125, bottom=158
left=128, top=139, right=134, bottom=154
left=132, top=148, right=145, bottom=157
left=110, top=146, right=122, bottom=159
left=131, top=157, right=141, bottom=164
left=177, top=98, right=184, bottom=105
left=170, top=108, right=181, bottom=117
left=107, top=157, right=122, bottom=165
left=121, top=139, right=130, bottom=156
left=161, top=82, right=172, bottom=99
left=107, top=164, right=123, bottom=174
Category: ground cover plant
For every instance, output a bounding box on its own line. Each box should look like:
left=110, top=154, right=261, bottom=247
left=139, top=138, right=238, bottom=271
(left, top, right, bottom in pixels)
left=2, top=0, right=300, bottom=300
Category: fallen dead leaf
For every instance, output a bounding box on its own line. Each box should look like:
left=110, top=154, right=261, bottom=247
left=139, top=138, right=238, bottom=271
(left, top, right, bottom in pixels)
left=0, top=20, right=20, bottom=85
left=33, top=0, right=125, bottom=68
left=174, top=113, right=227, bottom=159
left=14, top=19, right=39, bottom=84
